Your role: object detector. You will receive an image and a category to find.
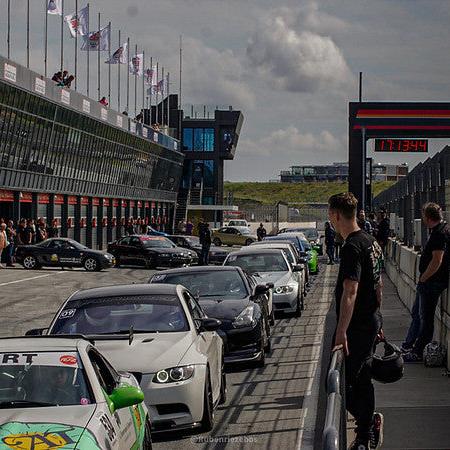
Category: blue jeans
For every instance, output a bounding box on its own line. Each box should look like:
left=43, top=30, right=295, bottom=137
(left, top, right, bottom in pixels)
left=403, top=288, right=422, bottom=348
left=5, top=244, right=14, bottom=265
left=413, top=281, right=447, bottom=355
left=200, top=245, right=210, bottom=265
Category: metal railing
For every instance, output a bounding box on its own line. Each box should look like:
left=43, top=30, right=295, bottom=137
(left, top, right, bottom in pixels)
left=323, top=348, right=347, bottom=450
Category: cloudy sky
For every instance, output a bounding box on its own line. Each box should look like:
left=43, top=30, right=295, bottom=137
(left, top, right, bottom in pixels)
left=1, top=0, right=450, bottom=181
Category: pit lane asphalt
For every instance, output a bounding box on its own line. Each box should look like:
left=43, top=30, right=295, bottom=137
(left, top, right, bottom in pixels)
left=0, top=263, right=336, bottom=449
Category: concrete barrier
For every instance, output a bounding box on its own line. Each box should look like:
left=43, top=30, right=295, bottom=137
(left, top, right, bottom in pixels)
left=385, top=239, right=450, bottom=369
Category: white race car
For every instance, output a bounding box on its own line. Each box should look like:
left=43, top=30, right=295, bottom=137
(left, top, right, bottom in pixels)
left=30, top=284, right=226, bottom=433
left=0, top=336, right=151, bottom=449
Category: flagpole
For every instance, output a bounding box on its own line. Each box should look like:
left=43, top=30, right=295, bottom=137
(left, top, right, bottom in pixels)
left=117, top=30, right=121, bottom=112
left=167, top=72, right=170, bottom=132
left=134, top=44, right=137, bottom=117
left=141, top=51, right=145, bottom=121
left=86, top=3, right=89, bottom=97
left=161, top=66, right=165, bottom=126
left=126, top=37, right=130, bottom=113
left=97, top=12, right=100, bottom=101
left=179, top=35, right=182, bottom=110
left=26, top=0, right=30, bottom=68
left=149, top=56, right=152, bottom=123
left=108, top=21, right=111, bottom=105
left=44, top=0, right=48, bottom=75
left=74, top=0, right=78, bottom=90
left=156, top=62, right=159, bottom=125
left=7, top=0, right=10, bottom=59
left=60, top=0, right=64, bottom=71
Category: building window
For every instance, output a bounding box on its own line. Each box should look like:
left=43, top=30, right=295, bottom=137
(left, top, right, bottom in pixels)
left=183, top=128, right=214, bottom=152
left=192, top=160, right=215, bottom=189
left=183, top=128, right=193, bottom=151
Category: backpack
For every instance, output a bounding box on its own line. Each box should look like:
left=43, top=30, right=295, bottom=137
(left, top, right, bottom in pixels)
left=423, top=341, right=446, bottom=367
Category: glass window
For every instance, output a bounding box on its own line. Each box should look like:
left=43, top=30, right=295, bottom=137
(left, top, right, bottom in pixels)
left=225, top=252, right=289, bottom=273
left=183, top=128, right=193, bottom=151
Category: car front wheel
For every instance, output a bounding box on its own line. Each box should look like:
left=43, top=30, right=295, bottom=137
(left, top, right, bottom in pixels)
left=213, top=238, right=222, bottom=246
left=200, top=369, right=214, bottom=431
left=83, top=257, right=99, bottom=272
left=143, top=417, right=152, bottom=449
left=23, top=255, right=40, bottom=270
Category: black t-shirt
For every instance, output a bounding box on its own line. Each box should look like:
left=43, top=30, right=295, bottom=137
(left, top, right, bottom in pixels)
left=335, top=230, right=383, bottom=327
left=419, top=222, right=449, bottom=285
left=377, top=218, right=390, bottom=242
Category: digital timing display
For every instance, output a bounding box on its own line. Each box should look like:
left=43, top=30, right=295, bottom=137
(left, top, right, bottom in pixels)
left=374, top=139, right=428, bottom=153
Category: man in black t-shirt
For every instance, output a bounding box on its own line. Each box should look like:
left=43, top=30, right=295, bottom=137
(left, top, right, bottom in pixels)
left=329, top=193, right=384, bottom=450
left=403, top=203, right=449, bottom=362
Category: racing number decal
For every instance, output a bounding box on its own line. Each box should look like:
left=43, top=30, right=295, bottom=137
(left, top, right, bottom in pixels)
left=99, top=414, right=117, bottom=443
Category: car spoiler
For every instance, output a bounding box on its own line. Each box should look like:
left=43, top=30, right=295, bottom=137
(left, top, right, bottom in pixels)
left=1, top=334, right=131, bottom=344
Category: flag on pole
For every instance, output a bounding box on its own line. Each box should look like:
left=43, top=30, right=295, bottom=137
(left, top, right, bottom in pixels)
left=129, top=53, right=144, bottom=76
left=105, top=42, right=128, bottom=64
left=47, top=0, right=63, bottom=15
left=144, top=66, right=157, bottom=85
left=64, top=5, right=89, bottom=37
left=81, top=24, right=110, bottom=51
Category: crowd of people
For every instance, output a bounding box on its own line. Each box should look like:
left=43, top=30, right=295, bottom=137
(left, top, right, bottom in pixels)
left=0, top=218, right=59, bottom=268
left=52, top=70, right=75, bottom=88
left=324, top=208, right=390, bottom=265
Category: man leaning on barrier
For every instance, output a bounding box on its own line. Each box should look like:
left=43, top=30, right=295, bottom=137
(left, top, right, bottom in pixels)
left=329, top=193, right=384, bottom=450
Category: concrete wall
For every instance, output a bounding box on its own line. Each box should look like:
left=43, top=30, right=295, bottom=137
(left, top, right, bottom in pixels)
left=385, top=239, right=450, bottom=369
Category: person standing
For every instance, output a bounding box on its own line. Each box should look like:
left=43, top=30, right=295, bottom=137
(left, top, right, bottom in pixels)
left=47, top=219, right=59, bottom=238
left=36, top=219, right=48, bottom=243
left=402, top=203, right=449, bottom=362
left=324, top=221, right=336, bottom=265
left=328, top=193, right=384, bottom=450
left=0, top=223, right=8, bottom=268
left=200, top=223, right=211, bottom=266
left=24, top=219, right=35, bottom=245
left=5, top=220, right=16, bottom=267
left=185, top=220, right=194, bottom=236
left=257, top=223, right=267, bottom=241
left=334, top=231, right=344, bottom=263
left=357, top=210, right=373, bottom=234
left=376, top=210, right=390, bottom=252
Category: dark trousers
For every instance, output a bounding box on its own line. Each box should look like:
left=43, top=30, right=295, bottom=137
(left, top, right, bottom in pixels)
left=345, top=313, right=381, bottom=440
left=326, top=244, right=334, bottom=263
left=413, top=281, right=447, bottom=355
left=200, top=245, right=210, bottom=265
left=5, top=244, right=14, bottom=265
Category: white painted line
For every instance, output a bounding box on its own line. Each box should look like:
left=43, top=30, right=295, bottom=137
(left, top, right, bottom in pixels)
left=0, top=271, right=66, bottom=287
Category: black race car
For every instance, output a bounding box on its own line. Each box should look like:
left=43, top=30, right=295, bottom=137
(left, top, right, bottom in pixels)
left=15, top=238, right=115, bottom=271
left=107, top=235, right=198, bottom=269
left=149, top=266, right=273, bottom=366
left=167, top=235, right=229, bottom=265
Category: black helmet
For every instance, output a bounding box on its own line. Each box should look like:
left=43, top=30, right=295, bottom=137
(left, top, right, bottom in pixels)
left=368, top=340, right=404, bottom=384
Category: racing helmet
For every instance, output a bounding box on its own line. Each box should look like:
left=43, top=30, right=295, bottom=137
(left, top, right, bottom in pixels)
left=423, top=341, right=447, bottom=367
left=368, top=340, right=404, bottom=384
left=83, top=305, right=111, bottom=327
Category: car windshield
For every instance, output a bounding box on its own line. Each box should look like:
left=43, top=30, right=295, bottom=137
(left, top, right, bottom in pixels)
left=302, top=229, right=319, bottom=239
left=141, top=238, right=175, bottom=248
left=235, top=227, right=251, bottom=235
left=51, top=294, right=189, bottom=334
left=263, top=236, right=305, bottom=252
left=301, top=240, right=312, bottom=251
left=152, top=271, right=248, bottom=299
left=0, top=351, right=93, bottom=408
left=225, top=252, right=288, bottom=273
left=256, top=247, right=294, bottom=264
left=185, top=237, right=200, bottom=245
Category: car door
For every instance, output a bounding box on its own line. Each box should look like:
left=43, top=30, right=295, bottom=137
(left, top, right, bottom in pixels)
left=40, top=239, right=64, bottom=266
left=113, top=236, right=132, bottom=263
left=88, top=349, right=139, bottom=449
left=129, top=236, right=146, bottom=265
left=183, top=291, right=222, bottom=404
left=227, top=228, right=239, bottom=246
left=58, top=240, right=83, bottom=267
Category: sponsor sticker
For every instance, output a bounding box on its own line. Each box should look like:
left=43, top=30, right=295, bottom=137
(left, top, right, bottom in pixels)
left=50, top=254, right=58, bottom=262
left=34, top=77, right=46, bottom=95
left=59, top=309, right=76, bottom=319
left=0, top=352, right=80, bottom=368
left=151, top=274, right=166, bottom=282
left=228, top=255, right=237, bottom=262
left=4, top=63, right=16, bottom=82
left=59, top=355, right=77, bottom=366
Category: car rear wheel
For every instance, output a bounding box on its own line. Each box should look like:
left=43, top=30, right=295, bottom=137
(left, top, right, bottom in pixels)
left=143, top=417, right=152, bottom=450
left=213, top=238, right=222, bottom=246
left=219, top=359, right=227, bottom=405
left=295, top=293, right=302, bottom=317
left=83, top=257, right=99, bottom=272
left=200, top=369, right=215, bottom=431
left=23, top=255, right=40, bottom=270
left=245, top=239, right=253, bottom=246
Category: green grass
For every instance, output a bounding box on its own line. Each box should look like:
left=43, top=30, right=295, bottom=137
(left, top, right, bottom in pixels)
left=224, top=181, right=395, bottom=205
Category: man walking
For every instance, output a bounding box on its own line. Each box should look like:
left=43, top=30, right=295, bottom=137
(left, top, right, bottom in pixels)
left=257, top=223, right=267, bottom=241
left=199, top=223, right=211, bottom=266
left=402, top=203, right=449, bottom=362
left=376, top=209, right=390, bottom=253
left=324, top=221, right=336, bottom=265
left=329, top=193, right=384, bottom=450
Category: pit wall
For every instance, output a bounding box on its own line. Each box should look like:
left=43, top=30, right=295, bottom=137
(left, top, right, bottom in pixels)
left=385, top=239, right=450, bottom=369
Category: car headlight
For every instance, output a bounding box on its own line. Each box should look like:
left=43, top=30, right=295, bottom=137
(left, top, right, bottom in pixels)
left=274, top=285, right=295, bottom=294
left=232, top=305, right=257, bottom=328
left=159, top=253, right=171, bottom=257
left=153, top=365, right=195, bottom=384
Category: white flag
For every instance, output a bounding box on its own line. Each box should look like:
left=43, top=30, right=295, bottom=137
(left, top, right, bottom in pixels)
left=144, top=66, right=157, bottom=85
left=64, top=5, right=89, bottom=37
left=105, top=42, right=128, bottom=64
left=81, top=24, right=110, bottom=51
left=129, top=54, right=144, bottom=76
left=47, top=0, right=62, bottom=15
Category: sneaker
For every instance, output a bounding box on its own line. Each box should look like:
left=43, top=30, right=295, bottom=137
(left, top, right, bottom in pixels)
left=400, top=344, right=413, bottom=354
left=369, top=412, right=384, bottom=449
left=403, top=351, right=423, bottom=363
left=348, top=438, right=370, bottom=450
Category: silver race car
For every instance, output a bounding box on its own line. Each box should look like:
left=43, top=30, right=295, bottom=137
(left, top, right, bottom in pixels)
left=30, top=284, right=225, bottom=433
left=0, top=336, right=151, bottom=449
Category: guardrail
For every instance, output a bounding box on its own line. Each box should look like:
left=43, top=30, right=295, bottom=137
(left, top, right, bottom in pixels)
left=322, top=348, right=347, bottom=450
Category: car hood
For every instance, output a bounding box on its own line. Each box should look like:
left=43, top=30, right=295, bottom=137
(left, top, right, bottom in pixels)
left=199, top=297, right=250, bottom=320
left=82, top=249, right=110, bottom=258
left=148, top=247, right=189, bottom=255
left=253, top=271, right=292, bottom=286
left=92, top=332, right=193, bottom=373
left=0, top=405, right=96, bottom=437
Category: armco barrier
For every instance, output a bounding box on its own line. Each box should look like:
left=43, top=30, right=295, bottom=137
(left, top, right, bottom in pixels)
left=323, top=348, right=346, bottom=450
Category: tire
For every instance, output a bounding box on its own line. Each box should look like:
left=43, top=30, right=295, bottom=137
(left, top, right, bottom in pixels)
left=200, top=368, right=215, bottom=432
left=256, top=338, right=266, bottom=367
left=213, top=238, right=222, bottom=246
left=143, top=418, right=152, bottom=450
left=264, top=321, right=272, bottom=354
left=295, top=293, right=302, bottom=317
left=23, top=255, right=40, bottom=270
left=245, top=239, right=253, bottom=246
left=270, top=309, right=275, bottom=326
left=83, top=257, right=99, bottom=272
left=219, top=360, right=227, bottom=405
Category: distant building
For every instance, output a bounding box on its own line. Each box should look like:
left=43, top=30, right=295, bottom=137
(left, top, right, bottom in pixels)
left=279, top=162, right=408, bottom=183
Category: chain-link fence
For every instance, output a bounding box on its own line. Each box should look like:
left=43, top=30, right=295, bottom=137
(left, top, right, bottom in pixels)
left=373, top=146, right=450, bottom=248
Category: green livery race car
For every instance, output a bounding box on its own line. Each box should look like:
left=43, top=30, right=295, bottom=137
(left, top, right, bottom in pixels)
left=0, top=337, right=152, bottom=450
left=301, top=240, right=319, bottom=275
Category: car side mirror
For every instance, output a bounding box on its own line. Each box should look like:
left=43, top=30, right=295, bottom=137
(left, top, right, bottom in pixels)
left=292, top=264, right=304, bottom=272
left=25, top=328, right=48, bottom=336
left=108, top=385, right=144, bottom=413
left=198, top=318, right=222, bottom=332
left=254, top=284, right=269, bottom=296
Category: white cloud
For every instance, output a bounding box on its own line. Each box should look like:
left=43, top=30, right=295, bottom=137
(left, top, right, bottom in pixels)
left=246, top=5, right=353, bottom=93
